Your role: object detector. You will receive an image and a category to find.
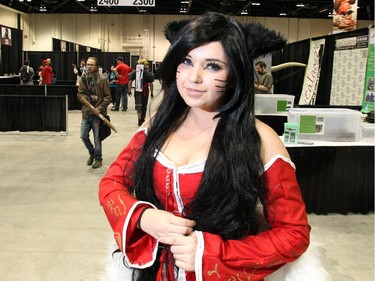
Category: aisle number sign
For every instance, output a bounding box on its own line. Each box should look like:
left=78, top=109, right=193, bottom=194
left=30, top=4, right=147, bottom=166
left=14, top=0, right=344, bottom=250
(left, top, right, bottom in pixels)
left=97, top=0, right=155, bottom=6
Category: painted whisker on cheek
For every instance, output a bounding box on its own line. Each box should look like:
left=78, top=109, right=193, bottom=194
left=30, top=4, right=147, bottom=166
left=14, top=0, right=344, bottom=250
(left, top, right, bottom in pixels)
left=214, top=79, right=227, bottom=82
left=214, top=79, right=227, bottom=90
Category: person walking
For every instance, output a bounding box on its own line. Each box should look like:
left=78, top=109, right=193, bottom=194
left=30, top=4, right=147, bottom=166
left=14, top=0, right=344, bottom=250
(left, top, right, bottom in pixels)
left=72, top=59, right=86, bottom=86
left=41, top=59, right=53, bottom=85
left=128, top=59, right=154, bottom=126
left=77, top=57, right=111, bottom=169
left=111, top=56, right=132, bottom=111
left=19, top=59, right=34, bottom=85
left=107, top=65, right=118, bottom=109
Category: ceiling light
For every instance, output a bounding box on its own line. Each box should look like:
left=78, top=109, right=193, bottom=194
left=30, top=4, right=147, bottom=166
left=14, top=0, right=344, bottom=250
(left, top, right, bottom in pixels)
left=181, top=1, right=189, bottom=3
left=251, top=2, right=260, bottom=5
left=39, top=5, right=47, bottom=12
left=90, top=5, right=97, bottom=12
left=328, top=12, right=334, bottom=17
left=296, top=3, right=305, bottom=7
left=279, top=11, right=287, bottom=16
left=241, top=9, right=248, bottom=15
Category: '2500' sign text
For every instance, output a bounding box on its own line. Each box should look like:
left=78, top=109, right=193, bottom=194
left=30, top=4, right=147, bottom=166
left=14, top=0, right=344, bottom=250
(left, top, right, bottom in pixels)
left=97, top=0, right=155, bottom=6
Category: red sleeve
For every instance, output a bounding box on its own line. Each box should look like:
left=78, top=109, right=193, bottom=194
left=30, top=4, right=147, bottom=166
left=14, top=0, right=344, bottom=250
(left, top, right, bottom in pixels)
left=41, top=67, right=46, bottom=77
left=98, top=129, right=158, bottom=267
left=200, top=157, right=310, bottom=281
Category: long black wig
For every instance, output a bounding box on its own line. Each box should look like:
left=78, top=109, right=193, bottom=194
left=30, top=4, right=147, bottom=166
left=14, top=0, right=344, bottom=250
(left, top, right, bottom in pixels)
left=126, top=12, right=286, bottom=280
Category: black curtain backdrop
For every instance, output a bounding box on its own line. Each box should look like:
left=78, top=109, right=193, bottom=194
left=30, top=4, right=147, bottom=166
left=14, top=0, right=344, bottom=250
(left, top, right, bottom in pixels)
left=24, top=51, right=130, bottom=82
left=78, top=51, right=131, bottom=73
left=272, top=38, right=310, bottom=103
left=25, top=51, right=78, bottom=81
left=52, top=38, right=100, bottom=52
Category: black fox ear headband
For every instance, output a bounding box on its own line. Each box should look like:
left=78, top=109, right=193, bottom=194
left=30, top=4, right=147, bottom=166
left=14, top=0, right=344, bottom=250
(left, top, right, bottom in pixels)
left=163, top=18, right=286, bottom=60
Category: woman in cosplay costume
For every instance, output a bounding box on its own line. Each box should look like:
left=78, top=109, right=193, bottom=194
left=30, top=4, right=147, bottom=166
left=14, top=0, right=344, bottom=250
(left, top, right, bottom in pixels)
left=99, top=12, right=329, bottom=281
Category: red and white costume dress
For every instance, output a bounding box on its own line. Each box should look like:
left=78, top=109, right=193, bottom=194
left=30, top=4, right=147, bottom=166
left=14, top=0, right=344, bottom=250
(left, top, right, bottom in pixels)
left=99, top=129, right=311, bottom=281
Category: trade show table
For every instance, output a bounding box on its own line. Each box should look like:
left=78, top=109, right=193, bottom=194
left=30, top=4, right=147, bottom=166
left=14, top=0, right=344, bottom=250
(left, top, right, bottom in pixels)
left=285, top=141, right=374, bottom=215
left=0, top=95, right=67, bottom=132
left=0, top=84, right=81, bottom=110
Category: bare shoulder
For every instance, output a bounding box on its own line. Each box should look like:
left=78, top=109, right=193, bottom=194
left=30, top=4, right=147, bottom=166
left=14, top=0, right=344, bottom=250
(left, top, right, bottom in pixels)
left=255, top=119, right=290, bottom=165
left=139, top=111, right=157, bottom=130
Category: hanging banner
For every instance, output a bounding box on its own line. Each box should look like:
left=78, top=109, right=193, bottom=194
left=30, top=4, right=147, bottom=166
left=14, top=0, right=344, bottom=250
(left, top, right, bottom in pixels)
left=330, top=35, right=369, bottom=105
left=298, top=39, right=325, bottom=105
left=135, top=64, right=144, bottom=92
left=361, top=27, right=374, bottom=113
left=333, top=0, right=358, bottom=33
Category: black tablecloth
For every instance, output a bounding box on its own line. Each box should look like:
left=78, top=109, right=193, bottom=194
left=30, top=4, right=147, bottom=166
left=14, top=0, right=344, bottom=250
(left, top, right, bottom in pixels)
left=287, top=145, right=374, bottom=215
left=0, top=95, right=67, bottom=131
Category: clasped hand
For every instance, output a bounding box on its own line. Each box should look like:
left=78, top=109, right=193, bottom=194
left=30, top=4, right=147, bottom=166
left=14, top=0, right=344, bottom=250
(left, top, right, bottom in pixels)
left=140, top=209, right=197, bottom=272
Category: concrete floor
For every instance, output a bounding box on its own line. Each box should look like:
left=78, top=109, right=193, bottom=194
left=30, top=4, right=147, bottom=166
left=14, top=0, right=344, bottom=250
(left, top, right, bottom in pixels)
left=0, top=89, right=373, bottom=280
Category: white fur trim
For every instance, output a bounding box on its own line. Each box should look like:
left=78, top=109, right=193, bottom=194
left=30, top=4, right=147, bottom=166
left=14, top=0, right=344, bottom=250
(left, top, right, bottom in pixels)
left=177, top=269, right=186, bottom=281
left=99, top=240, right=138, bottom=281
left=122, top=201, right=158, bottom=269
left=265, top=235, right=331, bottom=281
left=194, top=231, right=205, bottom=281
left=264, top=154, right=296, bottom=172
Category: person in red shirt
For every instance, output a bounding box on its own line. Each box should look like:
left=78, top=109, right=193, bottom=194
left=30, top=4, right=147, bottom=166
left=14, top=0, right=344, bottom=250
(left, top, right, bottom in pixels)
left=111, top=56, right=132, bottom=111
left=41, top=59, right=53, bottom=85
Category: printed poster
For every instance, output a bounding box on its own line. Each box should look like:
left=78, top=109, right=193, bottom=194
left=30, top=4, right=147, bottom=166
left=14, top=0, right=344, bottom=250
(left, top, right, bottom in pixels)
left=362, top=27, right=374, bottom=113
left=330, top=35, right=369, bottom=105
left=333, top=0, right=358, bottom=33
left=61, top=40, right=66, bottom=52
left=1, top=26, right=12, bottom=46
left=299, top=39, right=325, bottom=105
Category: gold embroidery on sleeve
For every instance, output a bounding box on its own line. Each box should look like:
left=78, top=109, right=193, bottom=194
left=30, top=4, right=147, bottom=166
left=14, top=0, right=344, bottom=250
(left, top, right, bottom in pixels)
left=207, top=263, right=220, bottom=278
left=106, top=194, right=126, bottom=216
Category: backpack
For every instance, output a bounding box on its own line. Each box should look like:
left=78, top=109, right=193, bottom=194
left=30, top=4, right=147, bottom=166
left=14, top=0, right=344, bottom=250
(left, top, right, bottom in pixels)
left=21, top=66, right=31, bottom=82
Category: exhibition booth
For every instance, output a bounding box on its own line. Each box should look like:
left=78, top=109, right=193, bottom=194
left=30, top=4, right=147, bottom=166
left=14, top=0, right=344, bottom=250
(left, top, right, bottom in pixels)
left=0, top=23, right=373, bottom=215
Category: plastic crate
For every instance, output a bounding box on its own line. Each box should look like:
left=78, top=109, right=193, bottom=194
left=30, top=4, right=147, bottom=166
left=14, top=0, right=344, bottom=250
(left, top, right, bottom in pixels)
left=254, top=94, right=294, bottom=114
left=287, top=108, right=363, bottom=142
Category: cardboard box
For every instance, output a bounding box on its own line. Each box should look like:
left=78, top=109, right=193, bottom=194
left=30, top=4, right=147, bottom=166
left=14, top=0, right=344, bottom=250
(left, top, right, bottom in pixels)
left=287, top=108, right=363, bottom=142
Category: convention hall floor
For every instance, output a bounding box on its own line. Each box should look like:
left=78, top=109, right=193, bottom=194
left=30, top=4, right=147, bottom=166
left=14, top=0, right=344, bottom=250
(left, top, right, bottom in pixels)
left=0, top=87, right=373, bottom=280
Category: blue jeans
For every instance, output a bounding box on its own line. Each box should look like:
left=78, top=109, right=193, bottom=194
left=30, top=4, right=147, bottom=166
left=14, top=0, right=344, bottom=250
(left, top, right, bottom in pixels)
left=80, top=114, right=102, bottom=161
left=115, top=84, right=128, bottom=110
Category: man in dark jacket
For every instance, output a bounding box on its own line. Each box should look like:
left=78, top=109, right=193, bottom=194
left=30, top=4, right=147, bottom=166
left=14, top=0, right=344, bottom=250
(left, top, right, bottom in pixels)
left=77, top=57, right=111, bottom=168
